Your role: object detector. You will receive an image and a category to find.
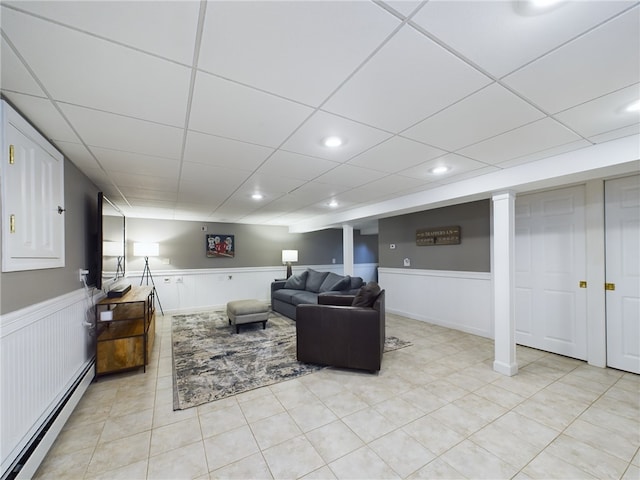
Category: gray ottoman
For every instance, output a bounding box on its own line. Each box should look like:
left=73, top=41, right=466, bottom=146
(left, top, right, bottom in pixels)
left=226, top=299, right=269, bottom=333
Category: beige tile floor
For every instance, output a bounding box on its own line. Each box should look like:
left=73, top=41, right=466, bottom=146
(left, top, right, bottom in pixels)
left=34, top=313, right=639, bottom=479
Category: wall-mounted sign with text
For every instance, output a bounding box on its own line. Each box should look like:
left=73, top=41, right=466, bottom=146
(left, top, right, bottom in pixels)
left=416, top=225, right=461, bottom=246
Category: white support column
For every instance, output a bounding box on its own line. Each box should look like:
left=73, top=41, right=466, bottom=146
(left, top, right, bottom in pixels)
left=492, top=192, right=518, bottom=376
left=342, top=224, right=354, bottom=276
left=585, top=180, right=606, bottom=367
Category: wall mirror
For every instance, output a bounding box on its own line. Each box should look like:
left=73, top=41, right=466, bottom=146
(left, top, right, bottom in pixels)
left=97, top=192, right=126, bottom=289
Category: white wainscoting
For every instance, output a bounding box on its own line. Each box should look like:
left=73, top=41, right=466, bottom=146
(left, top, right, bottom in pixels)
left=378, top=268, right=493, bottom=338
left=125, top=264, right=379, bottom=315
left=0, top=288, right=97, bottom=477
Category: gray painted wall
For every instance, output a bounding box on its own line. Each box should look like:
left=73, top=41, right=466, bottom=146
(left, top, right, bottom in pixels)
left=0, top=159, right=381, bottom=314
left=125, top=218, right=376, bottom=273
left=0, top=159, right=99, bottom=314
left=378, top=200, right=490, bottom=272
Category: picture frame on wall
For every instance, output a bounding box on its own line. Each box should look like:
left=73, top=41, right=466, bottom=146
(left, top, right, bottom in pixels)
left=206, top=234, right=235, bottom=258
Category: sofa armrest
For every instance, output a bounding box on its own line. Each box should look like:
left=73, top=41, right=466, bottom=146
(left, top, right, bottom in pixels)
left=271, top=280, right=287, bottom=293
left=318, top=294, right=355, bottom=306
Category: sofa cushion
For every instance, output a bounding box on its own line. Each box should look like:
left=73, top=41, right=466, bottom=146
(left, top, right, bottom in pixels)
left=284, top=270, right=308, bottom=290
left=319, top=273, right=351, bottom=293
left=290, top=290, right=319, bottom=306
left=272, top=289, right=299, bottom=304
left=305, top=269, right=330, bottom=293
left=352, top=281, right=382, bottom=308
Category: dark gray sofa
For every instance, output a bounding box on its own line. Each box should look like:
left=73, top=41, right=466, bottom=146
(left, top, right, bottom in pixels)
left=271, top=268, right=364, bottom=320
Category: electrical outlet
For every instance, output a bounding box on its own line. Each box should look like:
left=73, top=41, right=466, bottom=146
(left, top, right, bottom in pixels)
left=403, top=258, right=410, bottom=267
left=332, top=258, right=336, bottom=264
left=79, top=268, right=89, bottom=282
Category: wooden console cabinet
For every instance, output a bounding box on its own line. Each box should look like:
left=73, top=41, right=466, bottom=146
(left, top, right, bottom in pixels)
left=95, top=286, right=155, bottom=376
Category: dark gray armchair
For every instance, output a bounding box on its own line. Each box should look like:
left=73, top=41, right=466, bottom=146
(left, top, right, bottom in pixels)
left=295, top=290, right=385, bottom=372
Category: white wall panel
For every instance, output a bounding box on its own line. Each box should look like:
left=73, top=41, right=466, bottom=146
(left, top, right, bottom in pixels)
left=378, top=268, right=493, bottom=338
left=0, top=289, right=95, bottom=476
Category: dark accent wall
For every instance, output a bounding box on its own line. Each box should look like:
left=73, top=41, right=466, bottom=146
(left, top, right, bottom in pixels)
left=0, top=159, right=100, bottom=314
left=354, top=231, right=378, bottom=263
left=125, top=219, right=377, bottom=273
left=378, top=200, right=490, bottom=272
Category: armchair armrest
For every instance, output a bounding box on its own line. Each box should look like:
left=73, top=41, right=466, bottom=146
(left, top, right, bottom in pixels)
left=318, top=294, right=355, bottom=306
left=271, top=280, right=287, bottom=293
left=296, top=304, right=383, bottom=372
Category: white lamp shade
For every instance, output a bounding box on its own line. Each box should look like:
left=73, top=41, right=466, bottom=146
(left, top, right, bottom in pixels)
left=103, top=241, right=124, bottom=257
left=282, top=249, right=298, bottom=263
left=133, top=242, right=159, bottom=257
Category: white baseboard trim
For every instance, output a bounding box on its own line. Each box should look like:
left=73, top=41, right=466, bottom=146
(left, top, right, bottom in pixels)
left=387, top=307, right=493, bottom=339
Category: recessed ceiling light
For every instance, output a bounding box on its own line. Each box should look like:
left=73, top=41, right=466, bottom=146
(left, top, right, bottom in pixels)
left=530, top=0, right=562, bottom=8
left=626, top=100, right=640, bottom=112
left=251, top=193, right=263, bottom=200
left=328, top=200, right=338, bottom=208
left=429, top=166, right=450, bottom=175
left=516, top=0, right=564, bottom=15
left=323, top=136, right=343, bottom=148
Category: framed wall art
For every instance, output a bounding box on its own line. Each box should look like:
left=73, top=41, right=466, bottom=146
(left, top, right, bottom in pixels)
left=206, top=234, right=235, bottom=258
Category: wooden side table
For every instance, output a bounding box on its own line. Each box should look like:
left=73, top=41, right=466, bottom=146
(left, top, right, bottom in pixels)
left=95, top=286, right=155, bottom=376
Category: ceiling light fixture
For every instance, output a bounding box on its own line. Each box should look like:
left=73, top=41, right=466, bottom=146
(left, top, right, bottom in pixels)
left=429, top=166, right=450, bottom=175
left=251, top=193, right=263, bottom=200
left=625, top=100, right=640, bottom=112
left=323, top=136, right=343, bottom=148
left=328, top=200, right=338, bottom=208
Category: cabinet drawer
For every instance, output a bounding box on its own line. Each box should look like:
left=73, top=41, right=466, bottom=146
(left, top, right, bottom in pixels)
left=97, top=336, right=145, bottom=374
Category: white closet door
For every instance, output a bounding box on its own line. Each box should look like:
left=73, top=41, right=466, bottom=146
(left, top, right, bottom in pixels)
left=515, top=185, right=587, bottom=360
left=605, top=175, right=640, bottom=374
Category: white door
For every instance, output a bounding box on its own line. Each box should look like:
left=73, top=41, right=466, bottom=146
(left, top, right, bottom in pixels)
left=515, top=185, right=587, bottom=360
left=1, top=101, right=65, bottom=272
left=605, top=175, right=640, bottom=374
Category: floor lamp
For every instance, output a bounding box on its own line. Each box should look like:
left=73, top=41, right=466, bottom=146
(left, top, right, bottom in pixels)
left=115, top=256, right=124, bottom=278
left=103, top=241, right=125, bottom=279
left=134, top=242, right=164, bottom=315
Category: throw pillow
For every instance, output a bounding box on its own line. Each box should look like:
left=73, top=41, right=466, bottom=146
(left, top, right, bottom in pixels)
left=284, top=270, right=308, bottom=290
left=351, top=281, right=382, bottom=308
left=319, top=272, right=351, bottom=292
left=349, top=276, right=364, bottom=290
left=330, top=275, right=351, bottom=292
left=305, top=268, right=330, bottom=293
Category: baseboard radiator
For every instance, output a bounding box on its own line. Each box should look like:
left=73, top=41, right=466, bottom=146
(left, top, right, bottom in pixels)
left=0, top=290, right=96, bottom=480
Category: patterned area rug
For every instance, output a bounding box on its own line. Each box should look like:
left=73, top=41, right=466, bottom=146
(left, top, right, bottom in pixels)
left=171, top=310, right=412, bottom=410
